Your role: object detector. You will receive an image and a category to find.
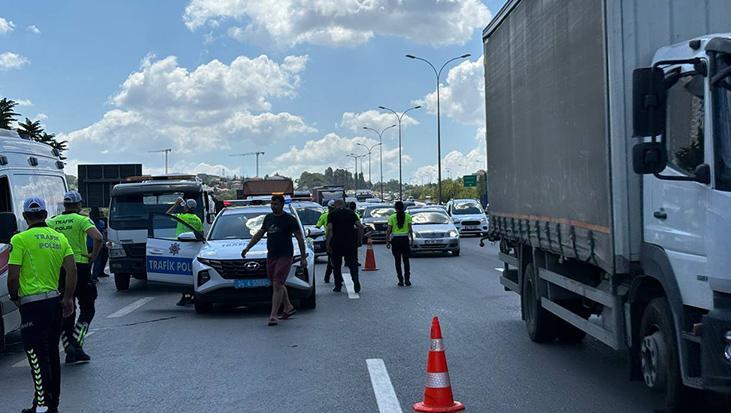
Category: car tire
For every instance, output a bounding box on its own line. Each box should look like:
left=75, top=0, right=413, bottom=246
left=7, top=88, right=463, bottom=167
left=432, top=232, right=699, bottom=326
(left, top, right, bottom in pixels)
left=114, top=273, right=130, bottom=291
left=522, top=263, right=557, bottom=343
left=452, top=249, right=460, bottom=256
left=301, top=279, right=316, bottom=310
left=194, top=299, right=213, bottom=314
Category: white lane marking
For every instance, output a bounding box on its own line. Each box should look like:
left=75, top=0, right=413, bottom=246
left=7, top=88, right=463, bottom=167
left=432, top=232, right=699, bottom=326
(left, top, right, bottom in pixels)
left=342, top=273, right=360, bottom=299
left=12, top=331, right=96, bottom=368
left=495, top=267, right=504, bottom=273
left=107, top=297, right=155, bottom=318
left=366, top=359, right=403, bottom=413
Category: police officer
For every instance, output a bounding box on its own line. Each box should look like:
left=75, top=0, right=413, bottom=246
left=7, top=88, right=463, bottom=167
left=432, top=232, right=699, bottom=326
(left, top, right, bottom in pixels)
left=47, top=191, right=103, bottom=364
left=166, top=198, right=204, bottom=305
left=316, top=200, right=335, bottom=283
left=8, top=197, right=77, bottom=413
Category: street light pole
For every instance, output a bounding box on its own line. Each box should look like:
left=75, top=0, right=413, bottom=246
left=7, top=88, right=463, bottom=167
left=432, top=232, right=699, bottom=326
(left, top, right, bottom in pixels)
left=363, top=124, right=396, bottom=200
left=229, top=152, right=265, bottom=177
left=347, top=153, right=365, bottom=191
left=405, top=53, right=471, bottom=204
left=356, top=142, right=382, bottom=189
left=378, top=105, right=421, bottom=200
left=149, top=148, right=172, bottom=174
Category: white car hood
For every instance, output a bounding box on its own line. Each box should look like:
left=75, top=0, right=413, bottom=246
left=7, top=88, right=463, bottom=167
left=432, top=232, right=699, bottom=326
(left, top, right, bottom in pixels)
left=198, top=238, right=304, bottom=260
left=452, top=214, right=485, bottom=222
left=413, top=223, right=457, bottom=234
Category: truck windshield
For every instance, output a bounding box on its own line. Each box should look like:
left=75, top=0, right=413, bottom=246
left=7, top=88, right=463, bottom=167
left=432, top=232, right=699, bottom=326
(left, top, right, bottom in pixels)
left=109, top=192, right=202, bottom=230
left=714, top=53, right=731, bottom=191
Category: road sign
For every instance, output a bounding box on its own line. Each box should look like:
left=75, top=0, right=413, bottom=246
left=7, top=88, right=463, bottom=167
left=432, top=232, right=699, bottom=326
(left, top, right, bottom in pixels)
left=463, top=175, right=477, bottom=187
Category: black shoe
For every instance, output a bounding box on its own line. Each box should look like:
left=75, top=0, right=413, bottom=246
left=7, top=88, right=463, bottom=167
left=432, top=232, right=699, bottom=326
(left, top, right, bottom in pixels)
left=354, top=280, right=361, bottom=293
left=75, top=348, right=91, bottom=362
left=176, top=294, right=191, bottom=306
left=397, top=281, right=404, bottom=287
left=405, top=280, right=412, bottom=286
left=333, top=286, right=342, bottom=292
left=324, top=277, right=330, bottom=284
left=23, top=407, right=58, bottom=413
left=65, top=348, right=89, bottom=365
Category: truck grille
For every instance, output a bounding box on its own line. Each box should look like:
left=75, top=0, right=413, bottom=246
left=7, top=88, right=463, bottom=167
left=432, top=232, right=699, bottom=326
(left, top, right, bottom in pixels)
left=203, top=259, right=268, bottom=280
left=123, top=243, right=147, bottom=258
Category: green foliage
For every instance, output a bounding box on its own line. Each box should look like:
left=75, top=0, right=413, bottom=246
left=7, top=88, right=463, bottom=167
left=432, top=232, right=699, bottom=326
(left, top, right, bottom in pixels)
left=296, top=168, right=373, bottom=190
left=0, top=98, right=19, bottom=129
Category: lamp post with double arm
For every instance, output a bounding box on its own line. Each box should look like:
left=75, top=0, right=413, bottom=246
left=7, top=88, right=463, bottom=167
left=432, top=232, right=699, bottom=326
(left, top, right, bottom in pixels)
left=362, top=124, right=396, bottom=200
left=378, top=105, right=421, bottom=200
left=356, top=142, right=381, bottom=191
left=405, top=53, right=471, bottom=204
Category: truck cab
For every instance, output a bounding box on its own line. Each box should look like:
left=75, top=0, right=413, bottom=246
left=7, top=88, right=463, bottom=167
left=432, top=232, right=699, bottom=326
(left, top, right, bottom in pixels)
left=0, top=128, right=67, bottom=351
left=107, top=177, right=217, bottom=291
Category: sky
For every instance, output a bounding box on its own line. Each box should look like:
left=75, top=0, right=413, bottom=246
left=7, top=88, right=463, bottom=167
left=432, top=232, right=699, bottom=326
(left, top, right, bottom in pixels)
left=0, top=0, right=505, bottom=185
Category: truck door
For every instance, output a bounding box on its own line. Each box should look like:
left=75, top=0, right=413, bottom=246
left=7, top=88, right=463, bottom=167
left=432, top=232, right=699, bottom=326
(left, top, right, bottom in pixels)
left=644, top=72, right=712, bottom=309
left=146, top=213, right=204, bottom=287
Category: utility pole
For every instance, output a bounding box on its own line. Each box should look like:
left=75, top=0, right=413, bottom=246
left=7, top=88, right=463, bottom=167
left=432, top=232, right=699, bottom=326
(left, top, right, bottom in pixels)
left=229, top=152, right=265, bottom=177
left=149, top=148, right=172, bottom=174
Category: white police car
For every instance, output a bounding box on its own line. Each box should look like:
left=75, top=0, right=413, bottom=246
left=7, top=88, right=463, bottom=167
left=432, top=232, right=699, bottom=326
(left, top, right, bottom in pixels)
left=145, top=205, right=316, bottom=314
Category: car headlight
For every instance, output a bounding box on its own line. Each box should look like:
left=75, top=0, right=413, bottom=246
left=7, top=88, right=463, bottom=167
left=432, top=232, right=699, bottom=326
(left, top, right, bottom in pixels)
left=197, top=270, right=211, bottom=286
left=107, top=241, right=126, bottom=258
left=413, top=232, right=422, bottom=239
left=295, top=265, right=309, bottom=282
left=449, top=230, right=459, bottom=238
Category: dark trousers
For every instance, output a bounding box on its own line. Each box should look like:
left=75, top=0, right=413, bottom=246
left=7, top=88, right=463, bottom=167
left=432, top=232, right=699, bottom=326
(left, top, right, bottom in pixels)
left=59, top=263, right=97, bottom=351
left=92, top=246, right=109, bottom=279
left=391, top=237, right=411, bottom=281
left=332, top=251, right=359, bottom=287
left=324, top=254, right=333, bottom=282
left=20, top=296, right=62, bottom=410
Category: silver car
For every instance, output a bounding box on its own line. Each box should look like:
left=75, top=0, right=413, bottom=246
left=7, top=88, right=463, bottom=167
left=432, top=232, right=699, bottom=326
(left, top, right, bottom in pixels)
left=409, top=208, right=461, bottom=256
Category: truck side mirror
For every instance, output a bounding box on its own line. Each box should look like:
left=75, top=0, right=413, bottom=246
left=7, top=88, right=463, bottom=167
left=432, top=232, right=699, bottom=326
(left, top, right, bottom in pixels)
left=633, top=67, right=667, bottom=137
left=693, top=163, right=711, bottom=185
left=0, top=212, right=18, bottom=243
left=633, top=142, right=668, bottom=174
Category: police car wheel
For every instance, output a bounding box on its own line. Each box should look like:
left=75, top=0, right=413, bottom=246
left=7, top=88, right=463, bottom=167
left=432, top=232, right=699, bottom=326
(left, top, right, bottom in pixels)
left=114, top=273, right=130, bottom=291
left=194, top=299, right=213, bottom=314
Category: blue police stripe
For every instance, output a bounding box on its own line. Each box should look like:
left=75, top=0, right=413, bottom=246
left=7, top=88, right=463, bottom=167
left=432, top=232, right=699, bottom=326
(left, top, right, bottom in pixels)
left=146, top=256, right=193, bottom=275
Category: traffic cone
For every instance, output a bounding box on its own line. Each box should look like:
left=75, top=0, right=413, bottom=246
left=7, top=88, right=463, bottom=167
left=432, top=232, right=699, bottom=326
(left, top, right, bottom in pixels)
left=363, top=237, right=378, bottom=271
left=413, top=317, right=465, bottom=413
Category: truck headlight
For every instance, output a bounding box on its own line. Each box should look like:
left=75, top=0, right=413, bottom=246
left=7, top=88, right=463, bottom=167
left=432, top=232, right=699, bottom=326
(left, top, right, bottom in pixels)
left=449, top=230, right=459, bottom=238
left=724, top=331, right=731, bottom=363
left=108, top=242, right=126, bottom=258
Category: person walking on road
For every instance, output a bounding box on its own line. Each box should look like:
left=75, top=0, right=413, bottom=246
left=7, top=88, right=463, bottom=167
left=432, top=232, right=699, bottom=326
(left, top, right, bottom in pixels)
left=88, top=207, right=108, bottom=282
left=241, top=194, right=308, bottom=326
left=326, top=199, right=363, bottom=293
left=386, top=200, right=413, bottom=286
left=47, top=191, right=102, bottom=364
left=316, top=200, right=335, bottom=283
left=8, top=197, right=78, bottom=413
left=348, top=201, right=363, bottom=266
left=166, top=198, right=204, bottom=306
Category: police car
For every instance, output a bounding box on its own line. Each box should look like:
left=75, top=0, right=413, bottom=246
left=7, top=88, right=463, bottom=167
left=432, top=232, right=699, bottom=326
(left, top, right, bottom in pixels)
left=145, top=204, right=316, bottom=314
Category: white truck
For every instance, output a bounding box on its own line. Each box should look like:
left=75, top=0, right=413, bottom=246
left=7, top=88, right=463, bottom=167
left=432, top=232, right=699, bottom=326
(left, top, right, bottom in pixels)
left=483, top=0, right=731, bottom=410
left=0, top=128, right=68, bottom=351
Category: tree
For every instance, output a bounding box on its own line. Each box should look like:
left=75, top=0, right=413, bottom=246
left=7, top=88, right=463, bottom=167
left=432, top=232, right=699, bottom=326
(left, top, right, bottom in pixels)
left=17, top=117, right=43, bottom=140
left=0, top=98, right=19, bottom=130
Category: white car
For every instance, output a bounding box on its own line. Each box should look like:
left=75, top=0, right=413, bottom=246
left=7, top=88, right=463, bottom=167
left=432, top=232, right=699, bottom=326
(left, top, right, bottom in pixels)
left=145, top=205, right=316, bottom=314
left=409, top=208, right=461, bottom=256
left=446, top=199, right=489, bottom=236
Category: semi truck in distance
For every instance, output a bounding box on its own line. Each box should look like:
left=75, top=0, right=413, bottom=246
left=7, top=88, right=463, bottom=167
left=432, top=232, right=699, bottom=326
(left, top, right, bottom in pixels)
left=483, top=0, right=731, bottom=410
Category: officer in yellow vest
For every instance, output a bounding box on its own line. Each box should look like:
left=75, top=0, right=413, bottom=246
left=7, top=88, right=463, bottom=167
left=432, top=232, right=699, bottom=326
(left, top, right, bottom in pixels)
left=8, top=197, right=77, bottom=413
left=166, top=197, right=204, bottom=305
left=47, top=191, right=103, bottom=365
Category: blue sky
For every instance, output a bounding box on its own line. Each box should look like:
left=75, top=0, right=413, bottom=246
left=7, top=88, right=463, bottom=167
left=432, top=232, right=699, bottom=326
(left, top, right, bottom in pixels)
left=0, top=0, right=505, bottom=183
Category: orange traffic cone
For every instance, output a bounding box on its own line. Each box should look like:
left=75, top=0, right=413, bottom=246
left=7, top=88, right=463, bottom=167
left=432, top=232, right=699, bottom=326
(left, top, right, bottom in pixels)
left=413, top=317, right=465, bottom=413
left=363, top=237, right=378, bottom=271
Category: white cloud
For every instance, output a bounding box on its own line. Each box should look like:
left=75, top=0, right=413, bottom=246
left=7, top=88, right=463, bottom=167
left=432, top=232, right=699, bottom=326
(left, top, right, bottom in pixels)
left=340, top=110, right=418, bottom=133
left=0, top=17, right=14, bottom=34
left=32, top=113, right=48, bottom=122
left=15, top=99, right=33, bottom=106
left=417, top=55, right=484, bottom=125
left=27, top=25, right=41, bottom=34
left=412, top=147, right=485, bottom=183
left=184, top=0, right=491, bottom=47
left=63, top=54, right=314, bottom=170
left=271, top=132, right=410, bottom=179
left=0, top=52, right=29, bottom=71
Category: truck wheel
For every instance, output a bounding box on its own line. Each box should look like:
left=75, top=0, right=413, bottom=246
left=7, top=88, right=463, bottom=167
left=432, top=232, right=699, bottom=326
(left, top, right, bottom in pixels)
left=522, top=263, right=556, bottom=343
left=639, top=297, right=691, bottom=411
left=301, top=279, right=317, bottom=310
left=194, top=298, right=213, bottom=314
left=114, top=273, right=130, bottom=291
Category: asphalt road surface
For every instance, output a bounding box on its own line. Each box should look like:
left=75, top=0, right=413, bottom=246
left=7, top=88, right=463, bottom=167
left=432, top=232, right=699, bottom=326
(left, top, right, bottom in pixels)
left=0, top=238, right=709, bottom=412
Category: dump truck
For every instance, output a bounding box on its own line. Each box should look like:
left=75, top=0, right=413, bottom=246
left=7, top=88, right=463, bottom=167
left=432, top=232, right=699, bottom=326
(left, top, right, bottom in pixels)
left=483, top=0, right=731, bottom=410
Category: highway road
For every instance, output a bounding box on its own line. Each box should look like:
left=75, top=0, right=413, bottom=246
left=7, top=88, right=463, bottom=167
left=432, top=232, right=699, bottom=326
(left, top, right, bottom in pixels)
left=1, top=237, right=715, bottom=412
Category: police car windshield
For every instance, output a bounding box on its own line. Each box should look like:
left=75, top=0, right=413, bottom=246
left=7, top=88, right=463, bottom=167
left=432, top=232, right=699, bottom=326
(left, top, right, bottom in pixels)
left=411, top=211, right=451, bottom=225
left=452, top=202, right=484, bottom=215
left=208, top=211, right=295, bottom=240
left=365, top=207, right=395, bottom=218
left=295, top=206, right=323, bottom=226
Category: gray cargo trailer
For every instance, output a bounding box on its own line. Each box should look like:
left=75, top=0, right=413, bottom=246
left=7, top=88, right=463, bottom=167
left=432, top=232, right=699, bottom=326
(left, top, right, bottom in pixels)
left=484, top=0, right=731, bottom=410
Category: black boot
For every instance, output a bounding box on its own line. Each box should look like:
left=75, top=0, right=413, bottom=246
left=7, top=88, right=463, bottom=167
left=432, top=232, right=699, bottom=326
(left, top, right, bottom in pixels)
left=397, top=276, right=404, bottom=287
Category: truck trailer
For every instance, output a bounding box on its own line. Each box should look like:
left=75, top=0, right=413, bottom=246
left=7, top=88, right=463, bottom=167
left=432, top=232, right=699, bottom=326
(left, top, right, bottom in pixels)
left=483, top=0, right=731, bottom=410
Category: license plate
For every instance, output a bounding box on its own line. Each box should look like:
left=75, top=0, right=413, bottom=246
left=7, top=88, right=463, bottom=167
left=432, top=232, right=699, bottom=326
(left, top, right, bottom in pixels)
left=234, top=279, right=271, bottom=289
left=464, top=225, right=477, bottom=230
left=425, top=240, right=440, bottom=245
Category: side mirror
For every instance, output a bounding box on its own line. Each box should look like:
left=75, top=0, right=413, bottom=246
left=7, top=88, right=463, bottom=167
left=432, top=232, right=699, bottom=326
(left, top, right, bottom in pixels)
left=177, top=231, right=201, bottom=242
left=305, top=227, right=312, bottom=238
left=633, top=142, right=668, bottom=174
left=693, top=163, right=711, bottom=185
left=633, top=67, right=667, bottom=137
left=0, top=212, right=18, bottom=243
